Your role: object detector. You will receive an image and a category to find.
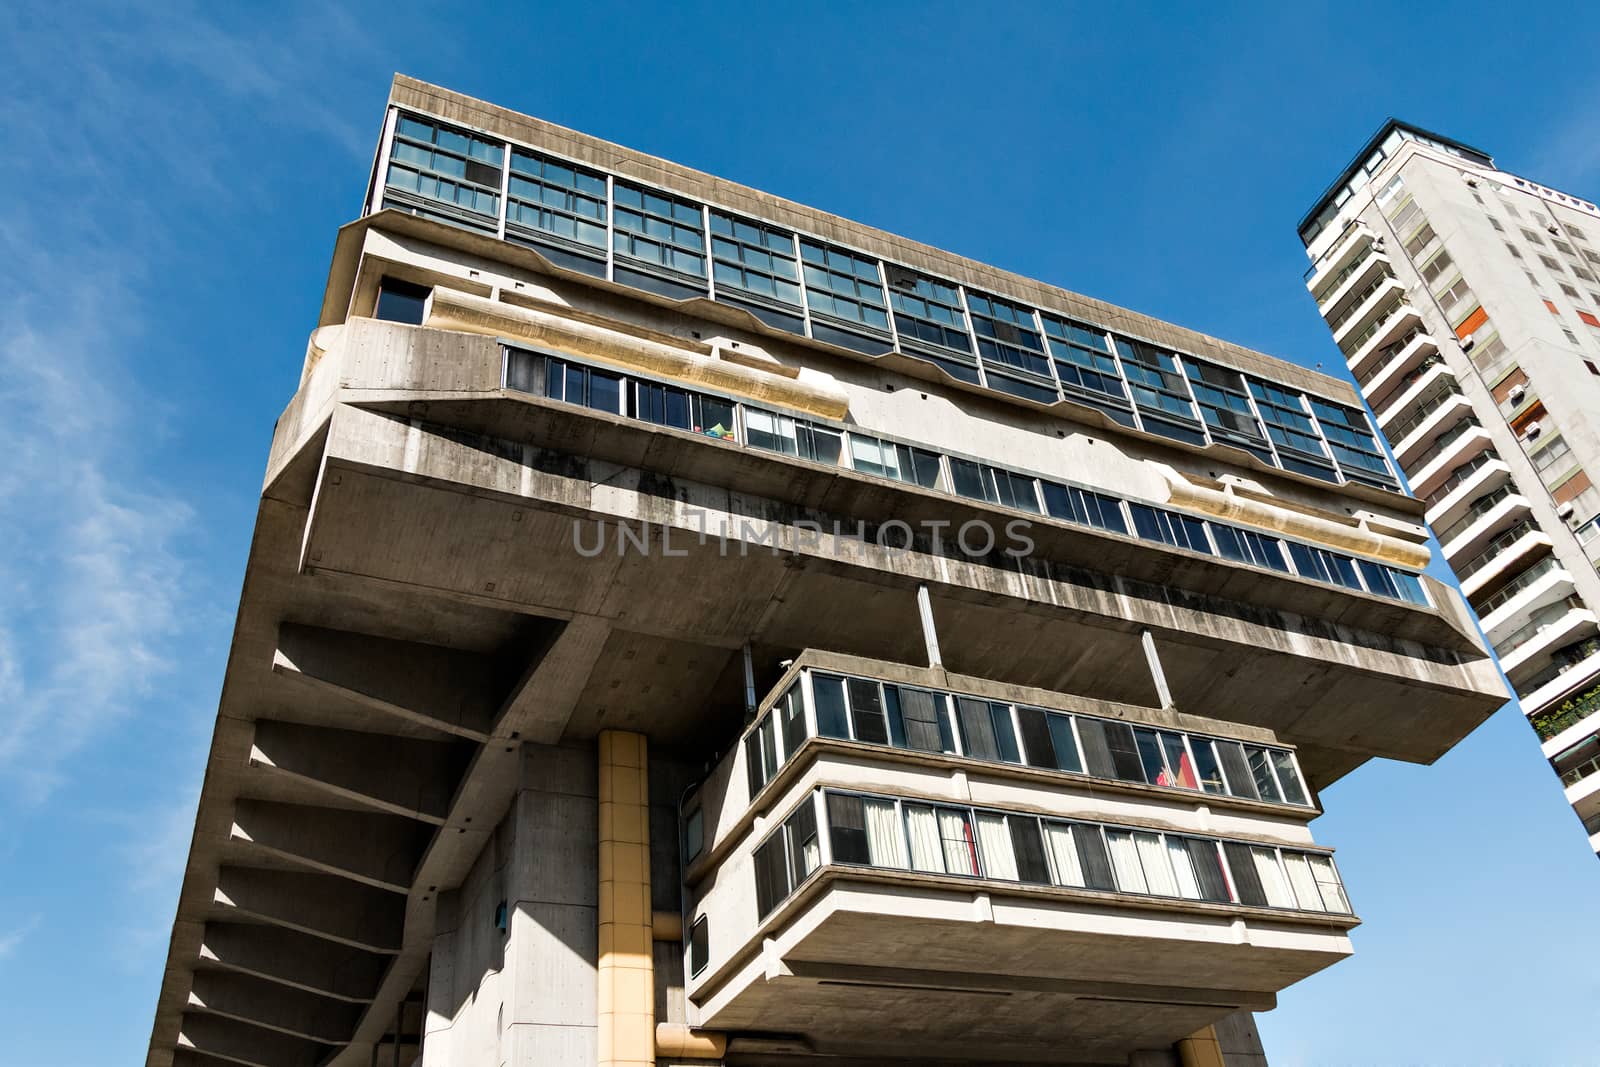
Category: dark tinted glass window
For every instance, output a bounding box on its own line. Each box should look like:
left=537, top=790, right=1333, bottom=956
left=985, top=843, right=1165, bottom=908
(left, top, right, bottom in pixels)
left=1246, top=745, right=1283, bottom=802
left=1102, top=721, right=1146, bottom=782
left=1271, top=750, right=1308, bottom=806
left=1009, top=818, right=1051, bottom=884
left=1190, top=738, right=1227, bottom=794
left=847, top=678, right=889, bottom=745
left=1182, top=838, right=1231, bottom=902
left=753, top=836, right=788, bottom=918
left=956, top=697, right=999, bottom=759
left=1073, top=824, right=1116, bottom=890
left=898, top=687, right=951, bottom=753
left=826, top=794, right=871, bottom=865
left=1047, top=714, right=1084, bottom=773
left=1017, top=707, right=1056, bottom=769
left=1223, top=842, right=1267, bottom=906
left=1216, top=741, right=1256, bottom=799
left=1134, top=728, right=1168, bottom=783
left=779, top=686, right=807, bottom=760
left=374, top=278, right=430, bottom=325
left=813, top=674, right=849, bottom=738
left=1075, top=718, right=1118, bottom=778
left=688, top=916, right=708, bottom=976
left=785, top=802, right=819, bottom=888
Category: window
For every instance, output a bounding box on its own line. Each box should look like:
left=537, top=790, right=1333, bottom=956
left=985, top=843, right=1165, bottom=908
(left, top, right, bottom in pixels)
left=710, top=212, right=803, bottom=327
left=1040, top=482, right=1128, bottom=534
left=386, top=114, right=503, bottom=225
left=955, top=697, right=1021, bottom=763
left=631, top=381, right=736, bottom=440
left=1118, top=338, right=1202, bottom=443
left=1488, top=216, right=1504, bottom=231
left=1043, top=316, right=1131, bottom=420
left=688, top=916, right=708, bottom=977
left=1287, top=542, right=1362, bottom=590
left=1251, top=380, right=1336, bottom=480
left=800, top=240, right=889, bottom=343
left=1129, top=504, right=1211, bottom=554
left=1523, top=228, right=1546, bottom=246
left=1541, top=254, right=1566, bottom=274
left=1015, top=706, right=1084, bottom=773
left=1211, top=524, right=1288, bottom=571
left=846, top=677, right=890, bottom=745
left=1183, top=358, right=1270, bottom=461
left=1420, top=251, right=1454, bottom=287
left=744, top=409, right=843, bottom=464
left=506, top=149, right=607, bottom=259
left=1311, top=398, right=1396, bottom=487
left=886, top=266, right=973, bottom=355
left=754, top=800, right=820, bottom=918
left=545, top=359, right=624, bottom=414
left=745, top=712, right=779, bottom=796
left=613, top=181, right=706, bottom=284
left=949, top=458, right=1041, bottom=513
left=827, top=793, right=905, bottom=868
left=966, top=292, right=1051, bottom=379
left=1505, top=242, right=1523, bottom=260
left=848, top=434, right=943, bottom=489
left=684, top=808, right=704, bottom=861
left=812, top=673, right=849, bottom=739
left=374, top=278, right=430, bottom=325
left=892, top=686, right=955, bottom=754
left=904, top=803, right=978, bottom=876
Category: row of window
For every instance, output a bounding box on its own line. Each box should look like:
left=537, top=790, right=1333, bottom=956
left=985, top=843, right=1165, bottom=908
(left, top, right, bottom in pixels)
left=748, top=788, right=1351, bottom=922
left=501, top=347, right=1430, bottom=604
left=736, top=668, right=1312, bottom=810
left=379, top=111, right=1398, bottom=492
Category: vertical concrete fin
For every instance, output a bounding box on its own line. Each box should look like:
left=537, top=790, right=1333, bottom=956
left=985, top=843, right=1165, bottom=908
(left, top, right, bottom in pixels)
left=599, top=731, right=655, bottom=1067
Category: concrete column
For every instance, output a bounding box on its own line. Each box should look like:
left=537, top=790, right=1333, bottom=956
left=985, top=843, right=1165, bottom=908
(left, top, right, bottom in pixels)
left=599, top=731, right=655, bottom=1067
left=1176, top=1025, right=1226, bottom=1067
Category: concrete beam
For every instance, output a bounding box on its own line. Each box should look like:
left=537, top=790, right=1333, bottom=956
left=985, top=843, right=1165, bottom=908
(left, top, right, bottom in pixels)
left=213, top=867, right=404, bottom=953
left=230, top=800, right=431, bottom=892
left=272, top=623, right=502, bottom=741
left=177, top=1013, right=332, bottom=1067
left=495, top=614, right=612, bottom=743
left=249, top=720, right=469, bottom=825
left=188, top=971, right=360, bottom=1045
left=200, top=922, right=387, bottom=1002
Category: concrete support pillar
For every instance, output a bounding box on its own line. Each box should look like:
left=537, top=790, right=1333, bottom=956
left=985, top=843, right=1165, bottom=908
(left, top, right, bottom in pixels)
left=599, top=730, right=655, bottom=1067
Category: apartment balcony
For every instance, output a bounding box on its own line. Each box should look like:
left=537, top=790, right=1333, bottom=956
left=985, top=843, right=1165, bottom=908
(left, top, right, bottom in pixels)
left=1376, top=364, right=1457, bottom=431
left=1345, top=300, right=1424, bottom=379
left=1553, top=732, right=1600, bottom=820
left=1390, top=392, right=1475, bottom=467
left=1406, top=424, right=1493, bottom=500
left=1438, top=486, right=1534, bottom=566
left=684, top=652, right=1354, bottom=1065
left=1423, top=453, right=1508, bottom=530
left=1527, top=657, right=1600, bottom=745
left=1456, top=523, right=1551, bottom=600
left=1477, top=558, right=1577, bottom=640
left=1330, top=277, right=1407, bottom=349
left=1359, top=331, right=1440, bottom=411
left=1305, top=222, right=1379, bottom=294
left=1497, top=599, right=1599, bottom=680
left=1314, top=245, right=1392, bottom=317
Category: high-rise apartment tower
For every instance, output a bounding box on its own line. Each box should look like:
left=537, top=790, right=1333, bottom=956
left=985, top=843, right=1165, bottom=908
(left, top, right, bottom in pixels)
left=147, top=80, right=1506, bottom=1067
left=1301, top=120, right=1600, bottom=858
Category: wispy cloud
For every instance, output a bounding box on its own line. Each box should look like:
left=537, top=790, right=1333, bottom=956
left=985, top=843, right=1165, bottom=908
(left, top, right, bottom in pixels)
left=0, top=915, right=42, bottom=960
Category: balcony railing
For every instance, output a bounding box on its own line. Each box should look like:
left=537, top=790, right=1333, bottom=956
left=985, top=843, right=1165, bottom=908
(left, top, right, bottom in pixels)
left=1560, top=752, right=1600, bottom=788
left=1355, top=327, right=1430, bottom=387
left=1388, top=385, right=1467, bottom=443
left=1312, top=243, right=1382, bottom=306
left=1340, top=297, right=1411, bottom=359
left=1454, top=520, right=1539, bottom=581
left=1325, top=273, right=1396, bottom=335
left=1496, top=597, right=1586, bottom=658
left=1405, top=417, right=1482, bottom=472
left=1438, top=485, right=1519, bottom=547
left=1527, top=672, right=1600, bottom=735
left=1424, top=452, right=1500, bottom=510
left=1477, top=557, right=1565, bottom=618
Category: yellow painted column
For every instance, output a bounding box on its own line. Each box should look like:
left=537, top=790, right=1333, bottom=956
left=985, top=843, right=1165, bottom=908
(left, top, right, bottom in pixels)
left=598, top=730, right=654, bottom=1067
left=1176, top=1025, right=1226, bottom=1067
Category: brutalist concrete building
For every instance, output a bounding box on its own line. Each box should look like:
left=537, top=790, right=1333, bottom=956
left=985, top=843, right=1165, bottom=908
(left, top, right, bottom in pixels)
left=1300, top=120, right=1600, bottom=857
left=147, top=79, right=1506, bottom=1067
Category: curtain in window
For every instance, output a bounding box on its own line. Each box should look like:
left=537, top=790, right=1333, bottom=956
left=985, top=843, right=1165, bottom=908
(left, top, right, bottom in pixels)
left=1251, top=847, right=1294, bottom=908
left=787, top=803, right=819, bottom=887
left=1135, top=832, right=1177, bottom=897
left=975, top=814, right=1019, bottom=881
left=905, top=804, right=944, bottom=872
left=1282, top=853, right=1324, bottom=911
left=864, top=798, right=906, bottom=869
left=1106, top=830, right=1148, bottom=893
left=1309, top=856, right=1349, bottom=912
left=1167, top=837, right=1202, bottom=899
left=938, top=809, right=978, bottom=875
left=1045, top=823, right=1084, bottom=887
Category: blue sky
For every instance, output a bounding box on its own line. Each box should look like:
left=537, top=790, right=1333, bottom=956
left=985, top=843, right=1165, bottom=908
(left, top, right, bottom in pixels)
left=2, top=2, right=1597, bottom=1064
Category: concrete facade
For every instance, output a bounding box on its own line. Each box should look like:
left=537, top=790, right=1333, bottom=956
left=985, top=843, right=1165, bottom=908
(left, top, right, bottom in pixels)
left=148, top=81, right=1505, bottom=1067
left=1300, top=120, right=1600, bottom=856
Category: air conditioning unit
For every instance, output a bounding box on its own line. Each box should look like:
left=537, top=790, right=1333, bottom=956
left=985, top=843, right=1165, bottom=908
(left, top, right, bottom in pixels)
left=1524, top=420, right=1543, bottom=439
left=1509, top=383, right=1527, bottom=402
left=1460, top=333, right=1476, bottom=351
left=1464, top=176, right=1480, bottom=187
left=1559, top=502, right=1577, bottom=520
left=1548, top=225, right=1562, bottom=236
